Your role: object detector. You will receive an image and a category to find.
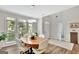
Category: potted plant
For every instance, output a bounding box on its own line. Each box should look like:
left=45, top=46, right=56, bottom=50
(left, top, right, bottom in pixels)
left=0, top=32, right=7, bottom=41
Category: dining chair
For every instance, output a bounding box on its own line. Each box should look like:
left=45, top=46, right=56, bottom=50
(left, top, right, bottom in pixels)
left=32, top=39, right=48, bottom=54
left=23, top=34, right=29, bottom=38
left=16, top=38, right=30, bottom=54
left=39, top=34, right=45, bottom=38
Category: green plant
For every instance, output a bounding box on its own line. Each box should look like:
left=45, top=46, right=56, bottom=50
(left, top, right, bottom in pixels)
left=0, top=32, right=7, bottom=41
left=6, top=31, right=15, bottom=41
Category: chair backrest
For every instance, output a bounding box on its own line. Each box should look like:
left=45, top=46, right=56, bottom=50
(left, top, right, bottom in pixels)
left=23, top=34, right=29, bottom=38
left=38, top=39, right=48, bottom=50
left=39, top=34, right=45, bottom=38
left=16, top=38, right=24, bottom=47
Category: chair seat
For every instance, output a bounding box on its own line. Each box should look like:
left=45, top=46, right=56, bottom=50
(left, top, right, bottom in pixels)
left=32, top=48, right=46, bottom=54
left=32, top=39, right=48, bottom=54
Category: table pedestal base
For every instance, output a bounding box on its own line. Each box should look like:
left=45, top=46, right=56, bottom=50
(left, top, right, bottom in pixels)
left=25, top=47, right=35, bottom=54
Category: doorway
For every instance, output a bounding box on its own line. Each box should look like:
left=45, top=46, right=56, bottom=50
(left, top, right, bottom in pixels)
left=70, top=32, right=78, bottom=44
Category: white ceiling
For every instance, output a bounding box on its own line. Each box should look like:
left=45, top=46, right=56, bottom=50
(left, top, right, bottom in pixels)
left=0, top=5, right=77, bottom=18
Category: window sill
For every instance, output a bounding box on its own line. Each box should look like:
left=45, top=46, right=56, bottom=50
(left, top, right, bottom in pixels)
left=0, top=40, right=17, bottom=48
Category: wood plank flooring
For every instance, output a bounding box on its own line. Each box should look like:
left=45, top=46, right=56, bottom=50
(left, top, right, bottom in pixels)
left=71, top=44, right=79, bottom=54
left=0, top=44, right=79, bottom=54
left=45, top=44, right=79, bottom=54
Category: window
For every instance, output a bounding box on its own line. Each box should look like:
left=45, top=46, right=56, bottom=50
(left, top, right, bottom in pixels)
left=18, top=19, right=37, bottom=38
left=27, top=20, right=37, bottom=34
left=32, top=22, right=37, bottom=33
left=6, top=17, right=16, bottom=41
left=18, top=20, right=28, bottom=38
left=6, top=17, right=37, bottom=41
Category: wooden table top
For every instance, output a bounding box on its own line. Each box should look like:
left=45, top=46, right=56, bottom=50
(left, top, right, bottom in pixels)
left=20, top=37, right=45, bottom=45
left=20, top=37, right=47, bottom=48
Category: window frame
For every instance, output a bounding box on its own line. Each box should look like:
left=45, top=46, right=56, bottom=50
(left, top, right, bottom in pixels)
left=5, top=17, right=38, bottom=41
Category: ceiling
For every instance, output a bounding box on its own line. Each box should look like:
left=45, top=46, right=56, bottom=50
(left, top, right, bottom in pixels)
left=0, top=5, right=77, bottom=18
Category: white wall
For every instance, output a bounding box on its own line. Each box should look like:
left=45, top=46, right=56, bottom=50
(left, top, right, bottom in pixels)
left=67, top=20, right=79, bottom=44
left=43, top=12, right=64, bottom=40
left=42, top=6, right=79, bottom=43
left=62, top=6, right=79, bottom=42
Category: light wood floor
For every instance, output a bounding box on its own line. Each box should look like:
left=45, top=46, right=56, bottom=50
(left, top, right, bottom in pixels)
left=45, top=44, right=79, bottom=54
left=0, top=44, right=79, bottom=54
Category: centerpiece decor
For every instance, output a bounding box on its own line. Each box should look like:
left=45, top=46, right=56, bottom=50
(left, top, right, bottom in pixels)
left=30, top=35, right=37, bottom=40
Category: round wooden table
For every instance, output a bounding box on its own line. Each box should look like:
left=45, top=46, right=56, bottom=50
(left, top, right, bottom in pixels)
left=20, top=37, right=43, bottom=54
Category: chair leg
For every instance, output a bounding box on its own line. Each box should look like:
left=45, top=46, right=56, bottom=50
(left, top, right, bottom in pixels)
left=20, top=51, right=24, bottom=54
left=25, top=48, right=35, bottom=54
left=24, top=50, right=29, bottom=54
